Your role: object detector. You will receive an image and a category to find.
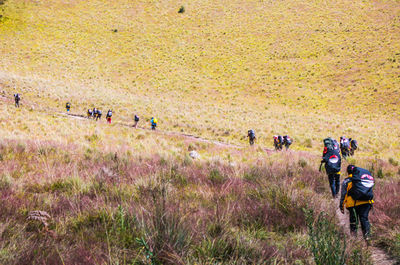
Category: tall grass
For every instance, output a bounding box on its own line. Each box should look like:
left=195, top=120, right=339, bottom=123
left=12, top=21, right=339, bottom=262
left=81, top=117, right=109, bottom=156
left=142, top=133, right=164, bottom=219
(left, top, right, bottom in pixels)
left=0, top=140, right=378, bottom=264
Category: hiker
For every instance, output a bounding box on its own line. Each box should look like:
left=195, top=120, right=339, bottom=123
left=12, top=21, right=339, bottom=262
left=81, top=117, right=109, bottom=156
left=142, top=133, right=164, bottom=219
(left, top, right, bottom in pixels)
left=150, top=117, right=157, bottom=130
left=340, top=136, right=351, bottom=159
left=339, top=165, right=374, bottom=241
left=66, top=102, right=71, bottom=112
left=96, top=109, right=102, bottom=121
left=14, top=93, right=20, bottom=108
left=283, top=135, right=292, bottom=150
left=87, top=109, right=93, bottom=118
left=106, top=109, right=112, bottom=124
left=320, top=137, right=342, bottom=198
left=273, top=135, right=283, bottom=151
left=247, top=129, right=256, bottom=145
left=349, top=138, right=358, bottom=156
left=133, top=114, right=139, bottom=128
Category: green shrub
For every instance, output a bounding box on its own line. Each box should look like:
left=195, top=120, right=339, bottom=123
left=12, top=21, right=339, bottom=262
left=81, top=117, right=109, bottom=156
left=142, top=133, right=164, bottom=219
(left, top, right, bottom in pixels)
left=0, top=174, right=12, bottom=190
left=388, top=157, right=398, bottom=166
left=305, top=210, right=346, bottom=265
left=209, top=168, right=225, bottom=184
left=298, top=158, right=307, bottom=168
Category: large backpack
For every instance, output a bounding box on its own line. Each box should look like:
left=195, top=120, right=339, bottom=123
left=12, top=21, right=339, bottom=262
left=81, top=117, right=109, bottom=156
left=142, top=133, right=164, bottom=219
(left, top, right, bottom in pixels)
left=350, top=139, right=358, bottom=150
left=325, top=152, right=341, bottom=173
left=248, top=130, right=255, bottom=138
left=135, top=115, right=139, bottom=122
left=348, top=167, right=374, bottom=201
left=324, top=138, right=339, bottom=152
left=323, top=138, right=334, bottom=151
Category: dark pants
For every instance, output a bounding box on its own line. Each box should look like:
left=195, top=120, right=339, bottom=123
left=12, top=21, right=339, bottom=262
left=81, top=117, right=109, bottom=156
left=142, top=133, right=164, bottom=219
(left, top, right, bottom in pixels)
left=347, top=203, right=371, bottom=239
left=15, top=101, right=20, bottom=107
left=328, top=172, right=340, bottom=197
left=249, top=137, right=255, bottom=145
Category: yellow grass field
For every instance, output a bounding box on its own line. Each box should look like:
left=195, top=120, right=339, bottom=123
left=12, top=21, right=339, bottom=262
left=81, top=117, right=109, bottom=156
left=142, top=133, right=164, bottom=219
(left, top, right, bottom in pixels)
left=0, top=0, right=399, bottom=160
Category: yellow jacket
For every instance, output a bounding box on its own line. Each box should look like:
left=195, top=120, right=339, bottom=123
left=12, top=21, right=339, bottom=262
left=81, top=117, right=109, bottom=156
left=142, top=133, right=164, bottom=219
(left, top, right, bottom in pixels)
left=340, top=175, right=374, bottom=208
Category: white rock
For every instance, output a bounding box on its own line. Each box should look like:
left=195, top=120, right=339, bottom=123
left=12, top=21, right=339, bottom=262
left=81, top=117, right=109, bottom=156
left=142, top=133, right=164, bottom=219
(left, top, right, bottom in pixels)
left=189, top=150, right=200, bottom=159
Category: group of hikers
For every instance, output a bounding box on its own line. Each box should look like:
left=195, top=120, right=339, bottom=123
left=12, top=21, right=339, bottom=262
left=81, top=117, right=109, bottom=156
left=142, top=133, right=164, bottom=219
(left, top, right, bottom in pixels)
left=340, top=136, right=358, bottom=158
left=320, top=137, right=373, bottom=243
left=13, top=94, right=373, bottom=242
left=84, top=106, right=112, bottom=124
left=247, top=130, right=293, bottom=150
left=65, top=102, right=157, bottom=129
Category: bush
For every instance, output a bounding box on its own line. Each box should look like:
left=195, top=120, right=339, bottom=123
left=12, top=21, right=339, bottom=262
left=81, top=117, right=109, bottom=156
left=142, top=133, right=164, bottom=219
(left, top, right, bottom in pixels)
left=178, top=6, right=185, bottom=13
left=209, top=168, right=226, bottom=185
left=388, top=157, right=398, bottom=166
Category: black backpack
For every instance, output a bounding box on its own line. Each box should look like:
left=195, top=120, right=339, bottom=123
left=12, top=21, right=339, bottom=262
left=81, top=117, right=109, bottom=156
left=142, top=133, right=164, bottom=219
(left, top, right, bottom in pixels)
left=348, top=167, right=374, bottom=201
left=135, top=115, right=139, bottom=122
left=324, top=151, right=341, bottom=173
left=323, top=138, right=335, bottom=152
left=350, top=139, right=358, bottom=150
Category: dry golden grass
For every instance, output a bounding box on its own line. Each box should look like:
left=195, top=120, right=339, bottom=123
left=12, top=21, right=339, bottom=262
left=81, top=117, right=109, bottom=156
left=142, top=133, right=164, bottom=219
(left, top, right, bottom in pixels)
left=0, top=0, right=399, bottom=159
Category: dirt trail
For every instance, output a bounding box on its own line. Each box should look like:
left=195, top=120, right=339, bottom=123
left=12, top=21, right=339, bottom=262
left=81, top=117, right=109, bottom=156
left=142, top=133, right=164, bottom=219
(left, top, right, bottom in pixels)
left=335, top=199, right=396, bottom=265
left=57, top=112, right=274, bottom=153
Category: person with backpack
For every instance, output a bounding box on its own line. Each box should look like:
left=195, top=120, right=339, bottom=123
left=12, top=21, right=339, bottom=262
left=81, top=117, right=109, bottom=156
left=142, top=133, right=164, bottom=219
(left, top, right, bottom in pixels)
left=150, top=117, right=157, bottom=130
left=14, top=93, right=20, bottom=108
left=340, top=136, right=351, bottom=159
left=133, top=114, right=139, bottom=128
left=66, top=102, right=71, bottom=113
left=320, top=137, right=342, bottom=198
left=87, top=109, right=93, bottom=118
left=247, top=130, right=256, bottom=145
left=283, top=135, right=292, bottom=150
left=349, top=138, right=358, bottom=156
left=339, top=165, right=374, bottom=241
left=106, top=109, right=112, bottom=124
left=273, top=135, right=283, bottom=150
left=96, top=109, right=102, bottom=121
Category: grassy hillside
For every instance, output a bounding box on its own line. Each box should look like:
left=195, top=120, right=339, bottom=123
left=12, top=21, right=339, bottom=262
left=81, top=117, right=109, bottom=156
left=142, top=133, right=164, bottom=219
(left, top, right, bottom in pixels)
left=0, top=0, right=399, bottom=159
left=0, top=0, right=399, bottom=263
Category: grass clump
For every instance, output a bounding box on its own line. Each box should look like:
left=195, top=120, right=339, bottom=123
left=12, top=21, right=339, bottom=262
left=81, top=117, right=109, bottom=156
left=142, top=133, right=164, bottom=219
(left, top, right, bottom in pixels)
left=305, top=210, right=346, bottom=265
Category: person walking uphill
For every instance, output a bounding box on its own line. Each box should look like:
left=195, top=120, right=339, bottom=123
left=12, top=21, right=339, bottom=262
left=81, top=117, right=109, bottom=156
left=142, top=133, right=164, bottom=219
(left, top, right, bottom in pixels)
left=150, top=117, right=157, bottom=130
left=320, top=138, right=342, bottom=198
left=247, top=129, right=256, bottom=145
left=66, top=102, right=71, bottom=113
left=106, top=109, right=112, bottom=124
left=339, top=165, right=374, bottom=242
left=14, top=93, right=21, bottom=108
left=133, top=114, right=139, bottom=128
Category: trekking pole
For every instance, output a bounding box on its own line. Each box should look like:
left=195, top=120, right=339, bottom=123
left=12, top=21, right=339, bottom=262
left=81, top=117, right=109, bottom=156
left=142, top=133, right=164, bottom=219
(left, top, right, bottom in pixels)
left=319, top=162, right=323, bottom=172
